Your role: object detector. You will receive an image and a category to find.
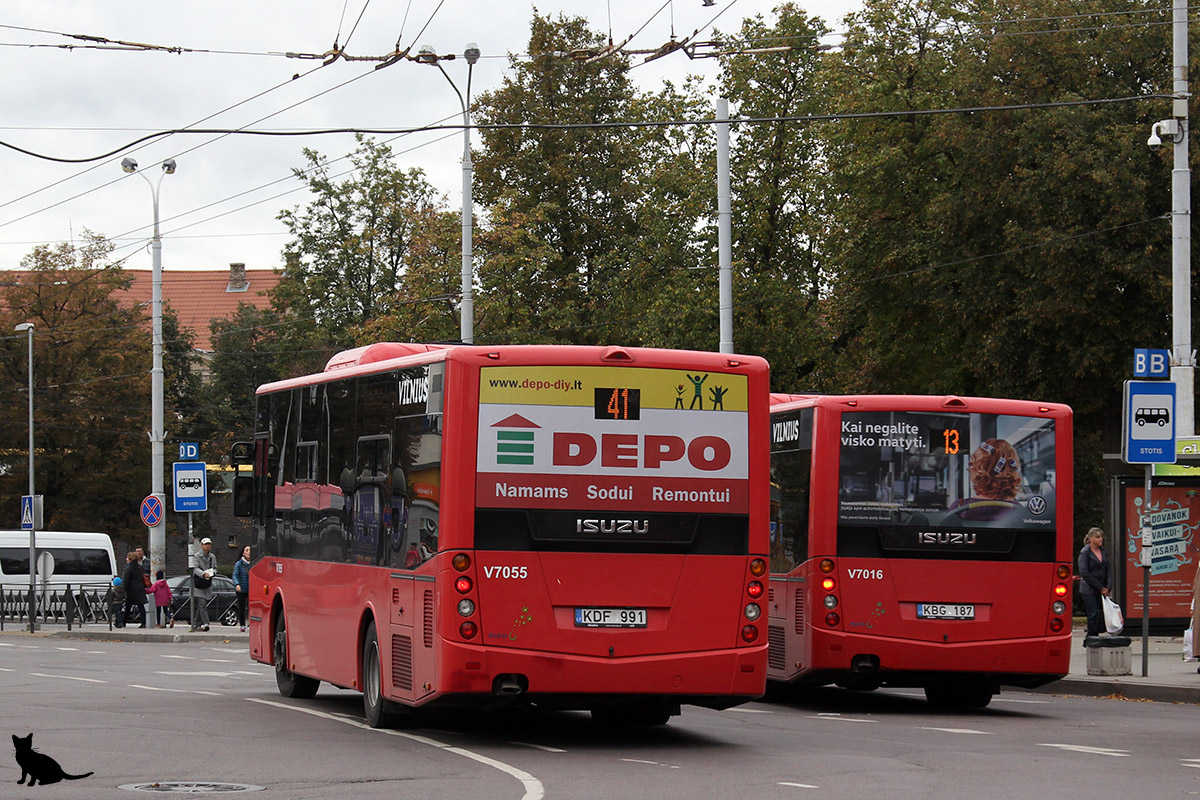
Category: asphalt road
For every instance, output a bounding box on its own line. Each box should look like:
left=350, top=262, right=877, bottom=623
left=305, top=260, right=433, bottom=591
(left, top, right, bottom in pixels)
left=2, top=639, right=1198, bottom=799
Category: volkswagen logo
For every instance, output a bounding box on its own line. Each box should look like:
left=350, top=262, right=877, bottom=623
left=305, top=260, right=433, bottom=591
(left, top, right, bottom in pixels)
left=1027, top=495, right=1047, bottom=515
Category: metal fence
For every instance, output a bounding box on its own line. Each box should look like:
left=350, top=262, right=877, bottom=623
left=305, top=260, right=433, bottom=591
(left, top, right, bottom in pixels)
left=0, top=582, right=116, bottom=631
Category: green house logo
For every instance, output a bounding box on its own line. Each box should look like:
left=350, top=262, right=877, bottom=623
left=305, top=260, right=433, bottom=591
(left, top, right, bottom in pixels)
left=492, top=414, right=539, bottom=465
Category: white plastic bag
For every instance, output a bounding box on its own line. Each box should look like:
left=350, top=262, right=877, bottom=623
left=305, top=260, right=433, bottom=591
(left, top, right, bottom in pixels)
left=1102, top=595, right=1124, bottom=634
left=1184, top=627, right=1195, bottom=662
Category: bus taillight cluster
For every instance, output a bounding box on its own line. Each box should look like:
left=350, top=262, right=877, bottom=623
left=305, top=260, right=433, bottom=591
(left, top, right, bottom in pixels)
left=742, top=559, right=767, bottom=642
left=454, top=553, right=479, bottom=640
left=819, top=559, right=840, bottom=627
left=1049, top=564, right=1071, bottom=633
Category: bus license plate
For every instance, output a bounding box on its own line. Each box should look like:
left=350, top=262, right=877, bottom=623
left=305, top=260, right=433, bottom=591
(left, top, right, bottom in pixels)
left=575, top=607, right=647, bottom=628
left=917, top=603, right=975, bottom=620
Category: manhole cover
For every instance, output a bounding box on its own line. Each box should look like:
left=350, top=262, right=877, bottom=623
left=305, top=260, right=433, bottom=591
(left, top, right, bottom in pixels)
left=119, top=783, right=265, bottom=793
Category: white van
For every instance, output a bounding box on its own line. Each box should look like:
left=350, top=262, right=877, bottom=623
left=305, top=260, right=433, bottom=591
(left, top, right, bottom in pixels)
left=0, top=531, right=118, bottom=588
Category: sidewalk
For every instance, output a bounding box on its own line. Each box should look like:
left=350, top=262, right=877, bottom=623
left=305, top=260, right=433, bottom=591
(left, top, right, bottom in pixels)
left=0, top=619, right=249, bottom=645
left=1026, top=627, right=1200, bottom=704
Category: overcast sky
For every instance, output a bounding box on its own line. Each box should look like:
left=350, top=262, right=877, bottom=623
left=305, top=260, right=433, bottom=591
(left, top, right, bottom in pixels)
left=0, top=1, right=862, bottom=274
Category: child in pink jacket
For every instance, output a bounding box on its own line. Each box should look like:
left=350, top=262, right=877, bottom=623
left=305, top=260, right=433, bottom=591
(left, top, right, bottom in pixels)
left=148, top=570, right=174, bottom=628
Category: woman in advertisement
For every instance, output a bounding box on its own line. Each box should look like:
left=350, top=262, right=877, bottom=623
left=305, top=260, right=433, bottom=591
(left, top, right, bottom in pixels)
left=1078, top=527, right=1113, bottom=638
left=946, top=438, right=1023, bottom=522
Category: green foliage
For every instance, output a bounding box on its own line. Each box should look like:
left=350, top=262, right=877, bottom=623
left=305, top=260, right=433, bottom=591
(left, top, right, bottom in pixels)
left=0, top=234, right=153, bottom=533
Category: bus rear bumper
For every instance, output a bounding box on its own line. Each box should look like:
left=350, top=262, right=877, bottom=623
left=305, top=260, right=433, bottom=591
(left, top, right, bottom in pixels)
left=785, top=630, right=1071, bottom=689
left=436, top=641, right=767, bottom=709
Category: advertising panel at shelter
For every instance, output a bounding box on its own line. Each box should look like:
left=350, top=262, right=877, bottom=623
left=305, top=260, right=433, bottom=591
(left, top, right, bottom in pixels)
left=1119, top=477, right=1200, bottom=622
left=476, top=366, right=749, bottom=513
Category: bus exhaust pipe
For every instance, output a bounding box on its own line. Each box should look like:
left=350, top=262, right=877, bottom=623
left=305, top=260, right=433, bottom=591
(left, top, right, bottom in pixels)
left=851, top=654, right=880, bottom=673
left=493, top=674, right=527, bottom=696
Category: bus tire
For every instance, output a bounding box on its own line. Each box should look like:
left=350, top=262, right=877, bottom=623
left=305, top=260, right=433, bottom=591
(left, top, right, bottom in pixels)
left=924, top=680, right=994, bottom=709
left=274, top=610, right=319, bottom=699
left=362, top=621, right=406, bottom=728
left=590, top=701, right=676, bottom=727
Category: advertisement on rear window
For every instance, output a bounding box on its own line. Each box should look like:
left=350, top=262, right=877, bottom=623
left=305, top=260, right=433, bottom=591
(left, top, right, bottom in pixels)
left=477, top=366, right=748, bottom=513
left=838, top=411, right=1057, bottom=530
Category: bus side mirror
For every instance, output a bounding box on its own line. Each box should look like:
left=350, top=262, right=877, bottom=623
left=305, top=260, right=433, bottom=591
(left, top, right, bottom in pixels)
left=231, top=441, right=254, bottom=466
left=233, top=476, right=255, bottom=518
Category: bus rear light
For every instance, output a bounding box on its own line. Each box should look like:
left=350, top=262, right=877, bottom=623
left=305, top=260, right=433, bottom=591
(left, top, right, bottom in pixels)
left=821, top=577, right=836, bottom=591
left=1053, top=601, right=1066, bottom=615
left=1049, top=618, right=1064, bottom=633
left=819, top=559, right=835, bottom=574
left=823, top=595, right=838, bottom=609
left=749, top=558, right=767, bottom=577
left=455, top=576, right=473, bottom=594
left=452, top=553, right=471, bottom=571
left=741, top=625, right=758, bottom=643
left=744, top=603, right=761, bottom=621
left=824, top=612, right=840, bottom=627
left=1056, top=564, right=1071, bottom=580
left=459, top=621, right=478, bottom=639
left=1053, top=583, right=1068, bottom=597
left=458, top=599, right=475, bottom=617
left=747, top=581, right=764, bottom=599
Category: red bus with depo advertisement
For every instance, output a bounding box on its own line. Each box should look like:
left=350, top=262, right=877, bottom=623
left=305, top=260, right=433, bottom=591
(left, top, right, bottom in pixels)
left=766, top=394, right=1073, bottom=707
left=232, top=343, right=770, bottom=726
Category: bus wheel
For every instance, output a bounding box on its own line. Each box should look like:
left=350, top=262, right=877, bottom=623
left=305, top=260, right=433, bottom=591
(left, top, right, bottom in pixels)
left=591, top=701, right=676, bottom=727
left=362, top=621, right=407, bottom=728
left=274, top=611, right=319, bottom=699
left=924, top=680, right=994, bottom=709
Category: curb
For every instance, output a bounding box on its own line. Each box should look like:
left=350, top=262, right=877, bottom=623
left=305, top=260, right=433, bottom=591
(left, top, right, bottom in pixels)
left=1028, top=677, right=1200, bottom=705
left=47, top=629, right=248, bottom=645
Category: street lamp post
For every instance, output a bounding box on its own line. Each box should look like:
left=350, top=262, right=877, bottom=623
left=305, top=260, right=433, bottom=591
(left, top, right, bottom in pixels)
left=14, top=322, right=34, bottom=631
left=121, top=157, right=176, bottom=574
left=418, top=43, right=480, bottom=344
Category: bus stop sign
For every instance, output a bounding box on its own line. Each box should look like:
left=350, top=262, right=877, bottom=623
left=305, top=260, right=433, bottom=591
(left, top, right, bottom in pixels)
left=1122, top=380, right=1177, bottom=464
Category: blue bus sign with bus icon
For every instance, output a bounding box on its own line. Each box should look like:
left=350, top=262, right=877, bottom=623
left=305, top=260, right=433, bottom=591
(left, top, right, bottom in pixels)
left=1123, top=380, right=1177, bottom=464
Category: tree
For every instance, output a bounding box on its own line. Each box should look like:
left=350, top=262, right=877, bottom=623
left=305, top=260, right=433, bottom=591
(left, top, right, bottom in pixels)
left=275, top=135, right=459, bottom=352
left=0, top=234, right=154, bottom=533
left=473, top=13, right=647, bottom=343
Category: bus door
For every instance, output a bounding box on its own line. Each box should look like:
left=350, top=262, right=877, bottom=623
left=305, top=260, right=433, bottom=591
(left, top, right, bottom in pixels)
left=350, top=435, right=391, bottom=566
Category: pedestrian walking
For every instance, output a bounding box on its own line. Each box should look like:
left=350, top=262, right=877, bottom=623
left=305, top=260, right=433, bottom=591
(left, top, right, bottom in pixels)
left=121, top=551, right=147, bottom=628
left=232, top=545, right=251, bottom=632
left=148, top=570, right=173, bottom=628
left=136, top=546, right=152, bottom=623
left=191, top=537, right=218, bottom=632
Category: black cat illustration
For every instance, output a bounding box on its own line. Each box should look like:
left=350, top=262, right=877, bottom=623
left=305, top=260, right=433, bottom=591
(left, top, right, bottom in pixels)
left=12, top=733, right=93, bottom=786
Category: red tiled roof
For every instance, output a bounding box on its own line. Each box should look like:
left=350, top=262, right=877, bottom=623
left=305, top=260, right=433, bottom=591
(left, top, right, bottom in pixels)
left=116, top=268, right=280, bottom=352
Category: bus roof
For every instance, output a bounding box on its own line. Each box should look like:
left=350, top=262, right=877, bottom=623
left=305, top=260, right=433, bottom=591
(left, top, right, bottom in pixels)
left=769, top=393, right=1071, bottom=417
left=258, top=343, right=769, bottom=395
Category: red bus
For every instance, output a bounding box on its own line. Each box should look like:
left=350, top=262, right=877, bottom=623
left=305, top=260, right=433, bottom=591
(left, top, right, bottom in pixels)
left=766, top=394, right=1073, bottom=707
left=232, top=343, right=770, bottom=726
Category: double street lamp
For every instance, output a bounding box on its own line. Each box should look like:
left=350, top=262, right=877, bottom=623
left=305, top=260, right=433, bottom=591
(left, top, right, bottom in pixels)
left=14, top=322, right=34, bottom=631
left=120, top=156, right=176, bottom=573
left=417, top=43, right=480, bottom=344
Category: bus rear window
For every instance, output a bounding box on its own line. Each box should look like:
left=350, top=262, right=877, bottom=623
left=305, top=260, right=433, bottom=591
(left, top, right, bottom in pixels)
left=838, top=411, right=1056, bottom=531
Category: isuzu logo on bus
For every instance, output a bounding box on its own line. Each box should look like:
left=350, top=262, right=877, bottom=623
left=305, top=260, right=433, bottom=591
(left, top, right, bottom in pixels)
left=553, top=432, right=731, bottom=471
left=576, top=518, right=650, bottom=535
left=917, top=531, right=978, bottom=546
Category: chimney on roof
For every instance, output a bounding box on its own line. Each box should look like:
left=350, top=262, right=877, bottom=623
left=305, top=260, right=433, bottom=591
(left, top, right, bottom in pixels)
left=227, top=262, right=248, bottom=293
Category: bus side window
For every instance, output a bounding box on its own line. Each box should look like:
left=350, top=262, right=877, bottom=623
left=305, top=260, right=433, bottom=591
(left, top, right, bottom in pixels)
left=770, top=408, right=813, bottom=575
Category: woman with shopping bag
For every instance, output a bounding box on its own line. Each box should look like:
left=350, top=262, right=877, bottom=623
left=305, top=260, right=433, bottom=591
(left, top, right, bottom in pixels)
left=1078, top=527, right=1114, bottom=638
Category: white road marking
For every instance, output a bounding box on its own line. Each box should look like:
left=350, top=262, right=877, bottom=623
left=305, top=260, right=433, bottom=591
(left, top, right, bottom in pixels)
left=0, top=667, right=13, bottom=672
left=1038, top=744, right=1130, bottom=757
left=130, top=684, right=221, bottom=696
left=1182, top=759, right=1200, bottom=769
left=621, top=759, right=661, bottom=765
left=779, top=782, right=820, bottom=789
left=726, top=707, right=773, bottom=713
left=918, top=727, right=994, bottom=735
left=809, top=715, right=876, bottom=723
left=510, top=741, right=566, bottom=753
left=0, top=643, right=12, bottom=647
left=54, top=647, right=80, bottom=651
left=202, top=659, right=237, bottom=663
left=17, top=645, right=38, bottom=649
left=160, top=654, right=194, bottom=660
left=251, top=698, right=545, bottom=800
left=30, top=672, right=106, bottom=683
left=156, top=671, right=238, bottom=677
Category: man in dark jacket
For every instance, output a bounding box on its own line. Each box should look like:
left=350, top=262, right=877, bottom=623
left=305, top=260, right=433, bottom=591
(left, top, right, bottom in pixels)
left=121, top=551, right=147, bottom=628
